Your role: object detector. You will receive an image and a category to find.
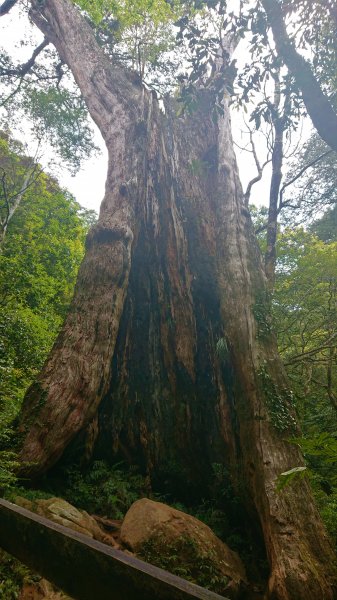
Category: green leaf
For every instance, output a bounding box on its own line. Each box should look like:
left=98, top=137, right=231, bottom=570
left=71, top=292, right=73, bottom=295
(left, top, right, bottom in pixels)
left=276, top=466, right=308, bottom=492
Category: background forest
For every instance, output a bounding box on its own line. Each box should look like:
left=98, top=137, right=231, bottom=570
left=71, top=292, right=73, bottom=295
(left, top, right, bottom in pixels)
left=0, top=0, right=337, bottom=597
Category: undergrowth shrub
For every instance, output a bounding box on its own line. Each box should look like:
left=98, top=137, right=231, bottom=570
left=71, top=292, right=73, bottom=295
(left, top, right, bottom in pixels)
left=0, top=550, right=34, bottom=600
left=58, top=460, right=147, bottom=518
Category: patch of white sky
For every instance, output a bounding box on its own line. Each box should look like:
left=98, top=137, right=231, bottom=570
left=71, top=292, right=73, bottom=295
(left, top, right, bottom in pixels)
left=0, top=4, right=107, bottom=212
left=0, top=1, right=311, bottom=213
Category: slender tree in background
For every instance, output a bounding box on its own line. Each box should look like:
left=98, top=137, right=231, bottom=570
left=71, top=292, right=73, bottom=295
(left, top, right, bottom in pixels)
left=260, top=0, right=337, bottom=152
left=0, top=133, right=43, bottom=248
left=0, top=1, right=336, bottom=598
left=234, top=0, right=337, bottom=286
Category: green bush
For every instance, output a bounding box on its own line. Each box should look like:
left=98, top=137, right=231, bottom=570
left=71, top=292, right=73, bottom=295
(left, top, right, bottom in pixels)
left=59, top=461, right=147, bottom=518
left=0, top=550, right=33, bottom=600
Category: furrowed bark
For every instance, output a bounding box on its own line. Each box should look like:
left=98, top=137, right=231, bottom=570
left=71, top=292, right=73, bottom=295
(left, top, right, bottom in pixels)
left=19, top=0, right=142, bottom=473
left=216, top=101, right=337, bottom=600
left=16, top=1, right=337, bottom=598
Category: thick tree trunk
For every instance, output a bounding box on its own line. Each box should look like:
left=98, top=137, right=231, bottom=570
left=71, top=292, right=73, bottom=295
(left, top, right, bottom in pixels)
left=16, top=1, right=337, bottom=598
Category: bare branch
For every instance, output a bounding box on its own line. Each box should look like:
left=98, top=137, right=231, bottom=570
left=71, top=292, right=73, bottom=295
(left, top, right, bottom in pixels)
left=244, top=153, right=270, bottom=207
left=0, top=80, right=22, bottom=108
left=236, top=122, right=271, bottom=207
left=284, top=333, right=337, bottom=365
left=20, top=38, right=50, bottom=77
left=0, top=38, right=49, bottom=78
left=279, top=149, right=333, bottom=210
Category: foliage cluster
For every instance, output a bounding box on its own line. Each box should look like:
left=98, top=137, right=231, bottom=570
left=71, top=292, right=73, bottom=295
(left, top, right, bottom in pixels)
left=285, top=433, right=337, bottom=548
left=0, top=47, right=99, bottom=173
left=253, top=290, right=272, bottom=339
left=79, top=0, right=187, bottom=94
left=274, top=227, right=337, bottom=421
left=258, top=366, right=297, bottom=432
left=22, top=88, right=98, bottom=173
left=56, top=460, right=147, bottom=519
left=268, top=212, right=337, bottom=545
left=0, top=549, right=33, bottom=600
left=0, top=132, right=95, bottom=493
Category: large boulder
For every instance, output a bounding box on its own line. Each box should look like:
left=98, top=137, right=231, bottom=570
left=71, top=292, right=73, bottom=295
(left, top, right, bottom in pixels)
left=15, top=497, right=117, bottom=547
left=120, top=498, right=247, bottom=598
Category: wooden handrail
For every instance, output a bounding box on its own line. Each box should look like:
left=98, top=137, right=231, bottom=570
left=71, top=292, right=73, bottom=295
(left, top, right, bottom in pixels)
left=0, top=498, right=228, bottom=600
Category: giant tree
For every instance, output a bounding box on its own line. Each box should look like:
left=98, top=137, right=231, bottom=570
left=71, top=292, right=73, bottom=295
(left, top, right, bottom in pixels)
left=1, top=1, right=336, bottom=598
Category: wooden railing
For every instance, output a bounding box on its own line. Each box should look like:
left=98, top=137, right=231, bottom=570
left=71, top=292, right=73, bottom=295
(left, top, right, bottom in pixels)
left=0, top=498, right=228, bottom=600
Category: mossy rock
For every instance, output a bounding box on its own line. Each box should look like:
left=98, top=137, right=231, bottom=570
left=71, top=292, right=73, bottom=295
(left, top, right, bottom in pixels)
left=120, top=498, right=247, bottom=598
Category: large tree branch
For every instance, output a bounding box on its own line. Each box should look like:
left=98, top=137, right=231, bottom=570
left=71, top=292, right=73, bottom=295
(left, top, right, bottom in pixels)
left=0, top=0, right=18, bottom=16
left=261, top=0, right=337, bottom=152
left=29, top=0, right=142, bottom=143
left=19, top=37, right=49, bottom=76
left=0, top=38, right=49, bottom=78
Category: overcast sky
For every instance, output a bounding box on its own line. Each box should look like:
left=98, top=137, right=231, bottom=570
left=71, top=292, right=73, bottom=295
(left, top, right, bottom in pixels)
left=0, top=3, right=311, bottom=213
